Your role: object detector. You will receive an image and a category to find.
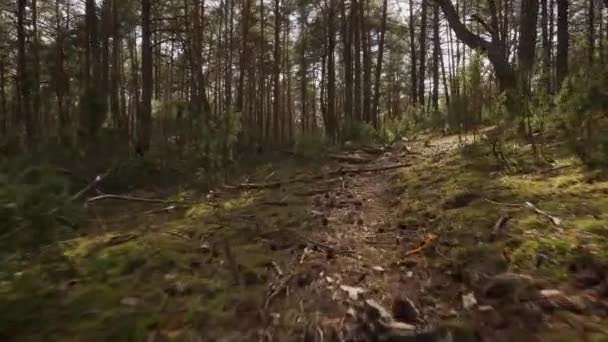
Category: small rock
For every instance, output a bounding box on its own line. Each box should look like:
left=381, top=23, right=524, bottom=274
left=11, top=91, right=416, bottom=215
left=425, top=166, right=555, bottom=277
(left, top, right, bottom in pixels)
left=365, top=299, right=393, bottom=322
left=483, top=272, right=538, bottom=301
left=392, top=297, right=420, bottom=323
left=384, top=321, right=416, bottom=331
left=372, top=266, right=386, bottom=273
left=199, top=243, right=211, bottom=253
left=121, top=297, right=140, bottom=307
left=164, top=273, right=178, bottom=281
left=539, top=289, right=586, bottom=313
left=405, top=271, right=414, bottom=278
left=341, top=285, right=367, bottom=300
left=462, top=292, right=477, bottom=310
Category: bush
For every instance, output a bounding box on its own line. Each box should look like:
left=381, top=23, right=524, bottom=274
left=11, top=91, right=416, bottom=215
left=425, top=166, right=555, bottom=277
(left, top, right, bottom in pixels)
left=556, top=65, right=608, bottom=166
left=341, top=121, right=377, bottom=146
left=294, top=131, right=326, bottom=159
left=0, top=160, right=83, bottom=249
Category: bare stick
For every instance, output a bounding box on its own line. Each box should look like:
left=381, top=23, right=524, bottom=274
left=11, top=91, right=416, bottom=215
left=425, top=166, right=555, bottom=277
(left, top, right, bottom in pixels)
left=70, top=166, right=114, bottom=201
left=86, top=194, right=188, bottom=205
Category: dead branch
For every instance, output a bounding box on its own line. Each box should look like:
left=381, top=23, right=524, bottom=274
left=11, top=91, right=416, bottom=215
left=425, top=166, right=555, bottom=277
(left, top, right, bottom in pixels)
left=85, top=194, right=189, bottom=206
left=328, top=154, right=373, bottom=164
left=525, top=202, right=562, bottom=226
left=333, top=163, right=411, bottom=176
left=226, top=163, right=410, bottom=190
left=484, top=198, right=562, bottom=226
left=70, top=166, right=114, bottom=201
left=222, top=240, right=243, bottom=286
left=270, top=261, right=284, bottom=276
left=404, top=234, right=437, bottom=256
left=490, top=216, right=511, bottom=241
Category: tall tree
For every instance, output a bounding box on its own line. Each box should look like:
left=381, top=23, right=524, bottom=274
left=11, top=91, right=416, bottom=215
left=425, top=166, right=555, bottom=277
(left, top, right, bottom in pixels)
left=372, top=0, right=388, bottom=125
left=432, top=2, right=440, bottom=113
left=556, top=0, right=569, bottom=89
left=418, top=0, right=428, bottom=107
left=139, top=0, right=153, bottom=153
left=408, top=0, right=417, bottom=106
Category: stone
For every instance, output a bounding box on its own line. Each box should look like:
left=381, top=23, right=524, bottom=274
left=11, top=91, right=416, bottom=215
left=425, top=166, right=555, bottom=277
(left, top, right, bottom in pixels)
left=392, top=297, right=420, bottom=323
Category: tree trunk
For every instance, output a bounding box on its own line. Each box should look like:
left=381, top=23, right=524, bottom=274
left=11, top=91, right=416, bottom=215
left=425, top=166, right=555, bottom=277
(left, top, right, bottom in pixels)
left=556, top=0, right=569, bottom=90
left=273, top=0, right=281, bottom=143
left=418, top=0, right=428, bottom=107
left=17, top=0, right=33, bottom=146
left=372, top=0, right=388, bottom=127
left=353, top=0, right=362, bottom=121
left=541, top=0, right=552, bottom=92
left=31, top=0, right=41, bottom=142
left=300, top=0, right=308, bottom=132
left=408, top=0, right=417, bottom=106
left=55, top=0, right=69, bottom=143
left=111, top=0, right=123, bottom=129
left=342, top=0, right=353, bottom=124
left=327, top=0, right=337, bottom=142
left=139, top=0, right=153, bottom=153
left=432, top=2, right=440, bottom=113
left=588, top=0, right=595, bottom=64
left=436, top=0, right=516, bottom=91
left=361, top=0, right=372, bottom=124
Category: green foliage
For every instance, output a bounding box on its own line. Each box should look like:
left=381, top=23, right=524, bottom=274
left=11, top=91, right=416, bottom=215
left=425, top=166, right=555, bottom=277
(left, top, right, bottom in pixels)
left=294, top=130, right=326, bottom=159
left=556, top=65, right=608, bottom=166
left=377, top=115, right=412, bottom=144
left=0, top=160, right=83, bottom=249
left=194, top=109, right=242, bottom=183
left=341, top=121, right=377, bottom=146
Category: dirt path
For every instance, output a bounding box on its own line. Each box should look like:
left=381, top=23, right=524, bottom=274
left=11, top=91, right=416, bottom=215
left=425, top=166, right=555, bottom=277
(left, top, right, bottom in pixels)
left=3, top=135, right=607, bottom=341
left=253, top=137, right=608, bottom=342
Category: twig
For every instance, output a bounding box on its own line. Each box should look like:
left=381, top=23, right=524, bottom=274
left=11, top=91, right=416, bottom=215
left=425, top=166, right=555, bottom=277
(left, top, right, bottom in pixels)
left=86, top=194, right=189, bottom=205
left=222, top=240, right=243, bottom=286
left=483, top=197, right=524, bottom=208
left=328, top=154, right=373, bottom=164
left=484, top=198, right=562, bottom=226
left=404, top=234, right=437, bottom=256
left=227, top=163, right=411, bottom=190
left=525, top=202, right=562, bottom=226
left=490, top=216, right=511, bottom=241
left=270, top=261, right=283, bottom=276
left=70, top=166, right=114, bottom=201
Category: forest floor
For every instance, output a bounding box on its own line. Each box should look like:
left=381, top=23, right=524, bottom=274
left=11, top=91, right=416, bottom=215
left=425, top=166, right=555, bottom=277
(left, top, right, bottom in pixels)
left=2, top=133, right=608, bottom=341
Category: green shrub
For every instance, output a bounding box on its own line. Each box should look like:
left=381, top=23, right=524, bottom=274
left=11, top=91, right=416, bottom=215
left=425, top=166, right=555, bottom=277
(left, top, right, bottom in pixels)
left=0, top=160, right=83, bottom=249
left=294, top=131, right=326, bottom=159
left=556, top=65, right=608, bottom=166
left=341, top=121, right=377, bottom=146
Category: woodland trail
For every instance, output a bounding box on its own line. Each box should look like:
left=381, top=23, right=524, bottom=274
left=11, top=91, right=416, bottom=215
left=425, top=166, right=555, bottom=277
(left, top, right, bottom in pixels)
left=238, top=135, right=608, bottom=342
left=3, top=134, right=608, bottom=342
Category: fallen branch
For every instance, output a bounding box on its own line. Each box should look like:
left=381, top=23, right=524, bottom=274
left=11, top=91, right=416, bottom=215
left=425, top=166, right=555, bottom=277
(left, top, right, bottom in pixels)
left=484, top=198, right=562, bottom=226
left=270, top=261, right=283, bottom=276
left=525, top=202, right=562, bottom=226
left=404, top=234, right=437, bottom=257
left=86, top=194, right=187, bottom=206
left=328, top=154, right=373, bottom=164
left=490, top=216, right=511, bottom=241
left=333, top=163, right=411, bottom=176
left=70, top=166, right=114, bottom=201
left=227, top=163, right=410, bottom=190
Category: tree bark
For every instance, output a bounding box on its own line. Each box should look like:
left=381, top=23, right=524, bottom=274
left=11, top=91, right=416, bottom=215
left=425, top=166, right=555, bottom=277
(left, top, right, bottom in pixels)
left=432, top=2, right=440, bottom=113
left=435, top=0, right=517, bottom=91
left=556, top=0, right=569, bottom=90
left=418, top=0, right=428, bottom=107
left=342, top=0, right=353, bottom=124
left=409, top=0, right=417, bottom=106
left=139, top=0, right=153, bottom=153
left=17, top=0, right=33, bottom=146
left=372, top=0, right=388, bottom=126
left=273, top=0, right=282, bottom=143
left=353, top=0, right=362, bottom=121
